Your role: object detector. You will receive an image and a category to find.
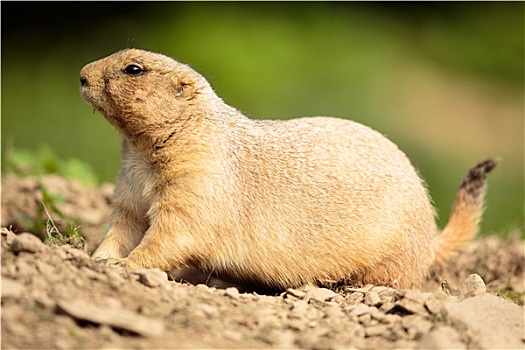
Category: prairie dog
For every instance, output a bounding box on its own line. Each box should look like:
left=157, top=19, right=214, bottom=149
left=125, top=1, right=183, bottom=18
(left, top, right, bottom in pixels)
left=79, top=48, right=497, bottom=290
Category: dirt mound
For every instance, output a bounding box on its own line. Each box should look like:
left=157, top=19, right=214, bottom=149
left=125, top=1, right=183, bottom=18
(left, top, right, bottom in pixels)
left=1, top=175, right=524, bottom=349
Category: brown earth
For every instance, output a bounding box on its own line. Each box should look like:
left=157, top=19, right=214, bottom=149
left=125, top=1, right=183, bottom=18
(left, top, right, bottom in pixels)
left=1, top=174, right=524, bottom=349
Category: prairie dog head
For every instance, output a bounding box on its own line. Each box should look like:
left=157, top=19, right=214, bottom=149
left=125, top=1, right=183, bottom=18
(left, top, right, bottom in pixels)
left=79, top=49, right=213, bottom=144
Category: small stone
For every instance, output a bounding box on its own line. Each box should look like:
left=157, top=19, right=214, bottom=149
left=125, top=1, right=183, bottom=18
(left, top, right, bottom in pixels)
left=36, top=260, right=55, bottom=276
left=289, top=300, right=310, bottom=320
left=330, top=294, right=345, bottom=303
left=222, top=330, right=243, bottom=342
left=224, top=286, right=240, bottom=299
left=54, top=338, right=74, bottom=350
left=285, top=288, right=306, bottom=299
left=11, top=233, right=46, bottom=254
left=347, top=292, right=365, bottom=304
left=417, top=326, right=465, bottom=349
left=2, top=263, right=17, bottom=278
left=98, top=324, right=115, bottom=341
left=308, top=298, right=330, bottom=308
left=395, top=290, right=429, bottom=315
left=304, top=287, right=336, bottom=302
left=379, top=301, right=396, bottom=313
left=456, top=274, right=486, bottom=299
left=402, top=315, right=433, bottom=339
left=101, top=297, right=122, bottom=309
left=1, top=227, right=16, bottom=246
left=287, top=319, right=307, bottom=331
left=195, top=304, right=219, bottom=317
left=370, top=286, right=390, bottom=293
left=57, top=299, right=164, bottom=337
left=323, top=304, right=345, bottom=319
left=370, top=307, right=399, bottom=324
left=378, top=287, right=398, bottom=299
left=35, top=294, right=56, bottom=309
left=65, top=248, right=90, bottom=262
left=53, top=247, right=68, bottom=260
left=131, top=268, right=168, bottom=288
left=443, top=294, right=524, bottom=349
left=349, top=303, right=370, bottom=317
left=272, top=329, right=295, bottom=349
left=1, top=278, right=24, bottom=298
left=425, top=296, right=445, bottom=315
left=358, top=313, right=372, bottom=326
left=364, top=291, right=381, bottom=306
left=365, top=324, right=391, bottom=337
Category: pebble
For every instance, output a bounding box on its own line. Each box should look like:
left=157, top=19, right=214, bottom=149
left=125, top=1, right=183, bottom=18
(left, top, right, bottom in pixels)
left=290, top=300, right=309, bottom=319
left=1, top=227, right=16, bottom=245
left=323, top=304, right=345, bottom=319
left=365, top=324, right=391, bottom=337
left=379, top=301, right=396, bottom=313
left=349, top=303, right=370, bottom=317
left=358, top=313, right=372, bottom=325
left=370, top=307, right=400, bottom=324
left=224, top=286, right=240, bottom=299
left=417, top=326, right=466, bottom=349
left=402, top=315, right=433, bottom=339
left=272, top=329, right=296, bottom=349
left=304, top=287, right=336, bottom=302
left=346, top=292, right=365, bottom=304
left=330, top=294, right=345, bottom=303
left=34, top=293, right=56, bottom=309
left=53, top=246, right=68, bottom=260
left=36, top=260, right=55, bottom=276
left=285, top=288, right=306, bottom=299
left=443, top=293, right=524, bottom=349
left=66, top=249, right=90, bottom=262
left=222, top=329, right=244, bottom=342
left=1, top=278, right=24, bottom=298
left=131, top=268, right=168, bottom=288
left=364, top=291, right=381, bottom=306
left=424, top=295, right=444, bottom=315
left=11, top=233, right=46, bottom=254
left=369, top=286, right=390, bottom=293
left=456, top=273, right=486, bottom=299
left=395, top=290, right=429, bottom=315
left=57, top=299, right=165, bottom=337
left=195, top=304, right=219, bottom=317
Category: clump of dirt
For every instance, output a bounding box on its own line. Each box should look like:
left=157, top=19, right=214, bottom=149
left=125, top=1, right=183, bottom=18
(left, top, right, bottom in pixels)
left=1, top=174, right=112, bottom=250
left=1, top=175, right=524, bottom=349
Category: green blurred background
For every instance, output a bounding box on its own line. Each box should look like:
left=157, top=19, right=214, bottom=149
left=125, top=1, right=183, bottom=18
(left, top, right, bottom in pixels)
left=2, top=2, right=523, bottom=237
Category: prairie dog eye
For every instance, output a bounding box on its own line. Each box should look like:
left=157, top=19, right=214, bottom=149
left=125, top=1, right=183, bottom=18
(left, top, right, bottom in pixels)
left=124, top=64, right=144, bottom=75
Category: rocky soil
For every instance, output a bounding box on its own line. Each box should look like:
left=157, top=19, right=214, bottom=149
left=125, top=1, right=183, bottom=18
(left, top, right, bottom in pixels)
left=1, top=174, right=524, bottom=349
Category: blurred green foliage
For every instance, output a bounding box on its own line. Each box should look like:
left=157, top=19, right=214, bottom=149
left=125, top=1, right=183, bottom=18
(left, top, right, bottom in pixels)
left=5, top=145, right=99, bottom=187
left=2, top=2, right=523, bottom=237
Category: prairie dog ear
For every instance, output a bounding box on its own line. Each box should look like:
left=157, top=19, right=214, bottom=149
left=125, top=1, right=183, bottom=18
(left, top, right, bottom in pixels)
left=174, top=78, right=197, bottom=100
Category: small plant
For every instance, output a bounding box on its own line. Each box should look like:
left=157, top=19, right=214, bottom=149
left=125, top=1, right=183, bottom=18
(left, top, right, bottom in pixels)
left=38, top=180, right=87, bottom=250
left=496, top=284, right=525, bottom=306
left=11, top=179, right=87, bottom=250
left=4, top=144, right=92, bottom=250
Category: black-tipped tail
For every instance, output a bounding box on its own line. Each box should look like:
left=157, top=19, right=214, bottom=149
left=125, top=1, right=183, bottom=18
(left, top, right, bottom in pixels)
left=433, top=158, right=498, bottom=267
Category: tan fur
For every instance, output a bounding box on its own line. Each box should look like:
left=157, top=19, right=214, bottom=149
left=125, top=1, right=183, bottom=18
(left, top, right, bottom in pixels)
left=79, top=48, right=497, bottom=290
